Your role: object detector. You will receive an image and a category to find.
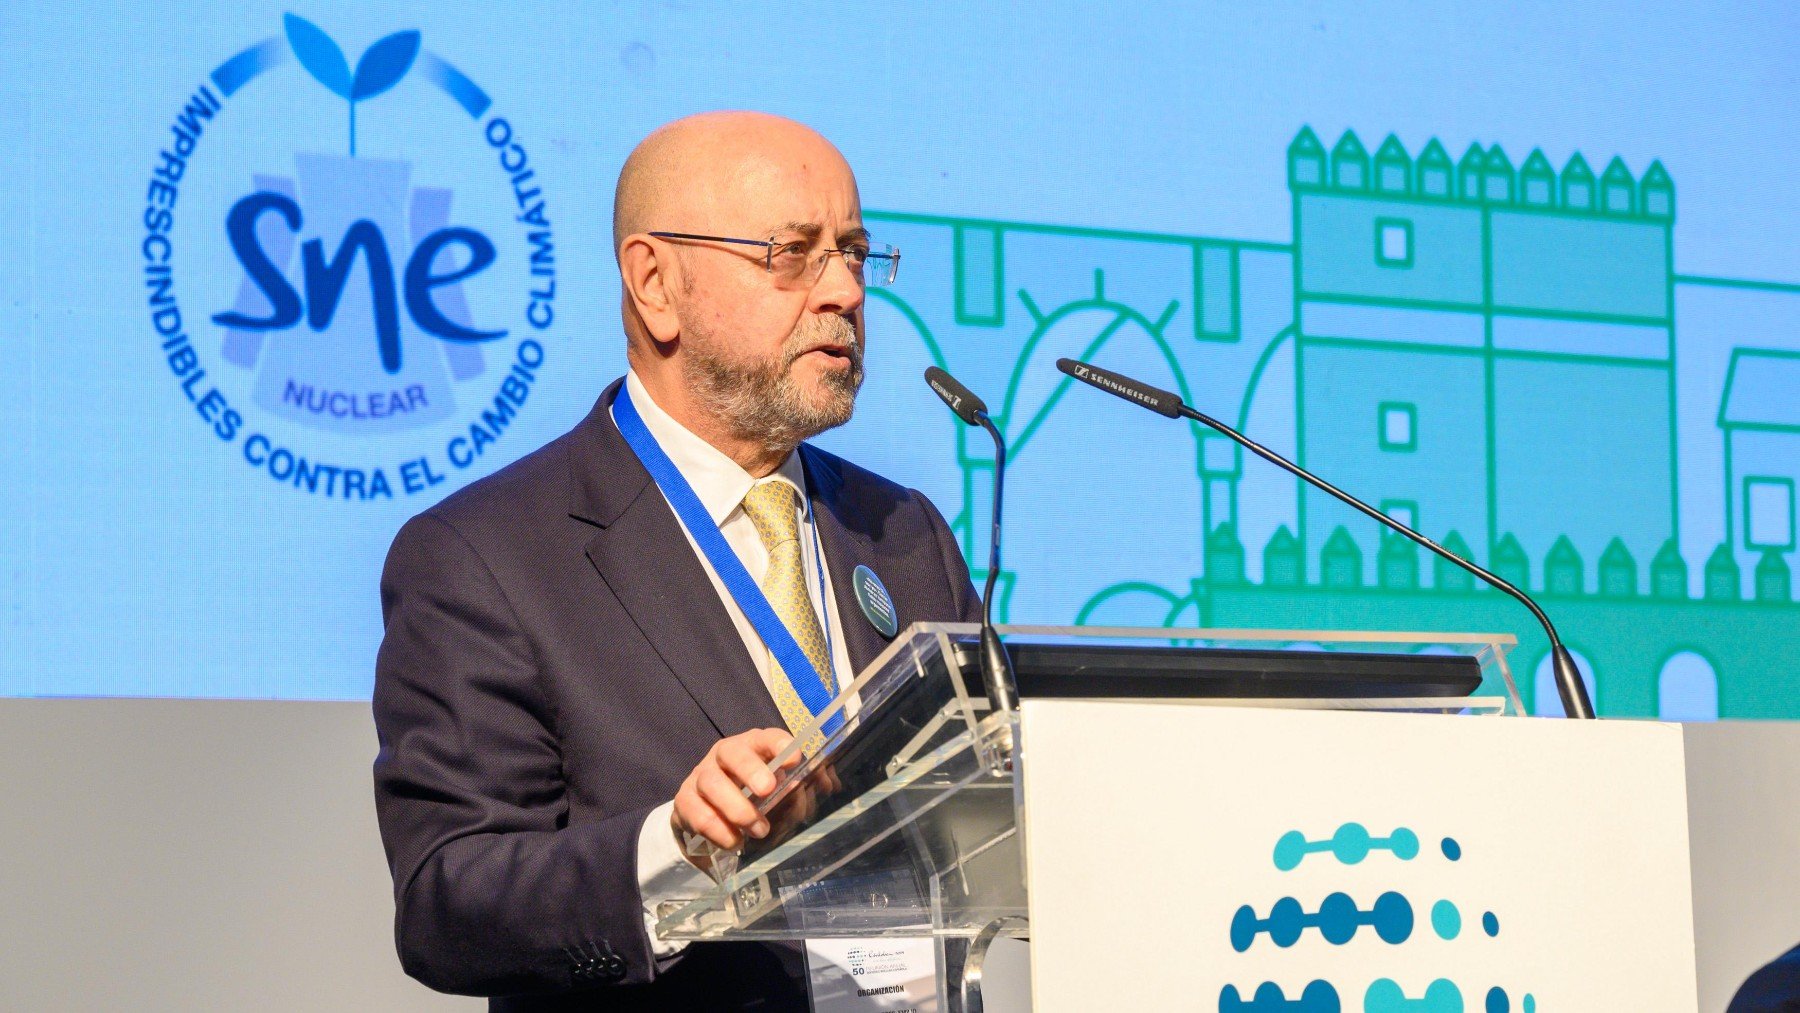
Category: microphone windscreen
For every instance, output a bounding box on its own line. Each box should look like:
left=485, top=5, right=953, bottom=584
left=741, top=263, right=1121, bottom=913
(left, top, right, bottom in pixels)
left=924, top=366, right=987, bottom=425
left=1055, top=358, right=1183, bottom=418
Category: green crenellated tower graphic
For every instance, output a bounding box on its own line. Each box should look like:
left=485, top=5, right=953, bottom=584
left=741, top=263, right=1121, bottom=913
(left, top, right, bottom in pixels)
left=1286, top=128, right=1678, bottom=593
left=836, top=126, right=1800, bottom=721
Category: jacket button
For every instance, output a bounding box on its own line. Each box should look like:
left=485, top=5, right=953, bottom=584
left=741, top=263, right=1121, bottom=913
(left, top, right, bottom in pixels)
left=568, top=940, right=625, bottom=983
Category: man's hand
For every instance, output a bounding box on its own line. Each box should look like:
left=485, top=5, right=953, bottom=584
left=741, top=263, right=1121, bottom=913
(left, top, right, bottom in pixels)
left=671, top=728, right=801, bottom=851
left=762, top=759, right=843, bottom=842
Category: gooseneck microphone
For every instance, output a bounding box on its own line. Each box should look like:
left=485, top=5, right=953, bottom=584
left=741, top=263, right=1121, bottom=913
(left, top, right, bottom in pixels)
left=924, top=366, right=1020, bottom=719
left=1054, top=357, right=1597, bottom=720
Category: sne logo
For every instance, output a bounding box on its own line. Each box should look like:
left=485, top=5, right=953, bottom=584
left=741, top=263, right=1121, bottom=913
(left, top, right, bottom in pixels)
left=140, top=14, right=556, bottom=500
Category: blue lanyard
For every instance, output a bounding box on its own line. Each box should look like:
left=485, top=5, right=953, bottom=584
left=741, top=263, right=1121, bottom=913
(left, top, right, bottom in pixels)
left=613, top=385, right=843, bottom=735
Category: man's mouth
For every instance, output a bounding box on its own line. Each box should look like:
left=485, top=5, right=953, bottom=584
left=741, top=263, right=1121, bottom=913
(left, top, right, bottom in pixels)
left=797, top=344, right=856, bottom=365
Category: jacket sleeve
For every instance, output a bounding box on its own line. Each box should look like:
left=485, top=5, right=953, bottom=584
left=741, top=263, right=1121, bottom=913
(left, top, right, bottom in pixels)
left=915, top=490, right=985, bottom=624
left=371, top=511, right=659, bottom=996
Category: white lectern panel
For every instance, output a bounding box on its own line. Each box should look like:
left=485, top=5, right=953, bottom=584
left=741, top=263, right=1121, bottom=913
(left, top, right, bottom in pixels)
left=1020, top=702, right=1697, bottom=1012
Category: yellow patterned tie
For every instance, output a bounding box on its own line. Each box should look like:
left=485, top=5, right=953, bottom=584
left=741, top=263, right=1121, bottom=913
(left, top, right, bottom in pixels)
left=739, top=481, right=837, bottom=754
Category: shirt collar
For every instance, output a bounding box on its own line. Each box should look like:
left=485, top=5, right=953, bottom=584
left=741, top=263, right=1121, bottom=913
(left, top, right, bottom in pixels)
left=624, top=370, right=808, bottom=528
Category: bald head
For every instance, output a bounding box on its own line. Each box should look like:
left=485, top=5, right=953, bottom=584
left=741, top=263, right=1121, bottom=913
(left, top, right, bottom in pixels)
left=611, top=111, right=870, bottom=476
left=612, top=111, right=858, bottom=261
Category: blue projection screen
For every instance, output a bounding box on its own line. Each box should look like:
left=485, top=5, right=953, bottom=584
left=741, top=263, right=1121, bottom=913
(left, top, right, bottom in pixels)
left=1, top=3, right=1797, bottom=716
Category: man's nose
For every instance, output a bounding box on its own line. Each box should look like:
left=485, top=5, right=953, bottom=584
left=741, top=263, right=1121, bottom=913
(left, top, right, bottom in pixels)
left=808, top=251, right=866, bottom=316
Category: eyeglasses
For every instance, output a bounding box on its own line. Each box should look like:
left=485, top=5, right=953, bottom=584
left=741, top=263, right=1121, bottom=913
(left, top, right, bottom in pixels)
left=647, top=231, right=901, bottom=289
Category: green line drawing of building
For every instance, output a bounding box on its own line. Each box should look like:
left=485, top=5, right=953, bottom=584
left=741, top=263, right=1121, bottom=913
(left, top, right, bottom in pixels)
left=822, top=126, right=1800, bottom=720
left=1285, top=128, right=1678, bottom=591
left=1720, top=349, right=1800, bottom=563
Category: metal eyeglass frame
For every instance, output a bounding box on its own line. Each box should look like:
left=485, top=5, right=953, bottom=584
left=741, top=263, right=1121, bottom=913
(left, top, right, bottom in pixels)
left=647, top=231, right=901, bottom=288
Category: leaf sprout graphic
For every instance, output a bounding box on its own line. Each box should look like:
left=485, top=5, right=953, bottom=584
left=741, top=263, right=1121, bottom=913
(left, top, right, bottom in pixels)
left=283, top=13, right=421, bottom=156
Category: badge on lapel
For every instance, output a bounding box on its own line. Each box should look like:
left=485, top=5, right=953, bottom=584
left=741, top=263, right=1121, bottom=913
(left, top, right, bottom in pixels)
left=851, top=564, right=899, bottom=638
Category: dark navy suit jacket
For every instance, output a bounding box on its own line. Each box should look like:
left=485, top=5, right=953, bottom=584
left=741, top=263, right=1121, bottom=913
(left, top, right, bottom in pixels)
left=372, top=378, right=982, bottom=1010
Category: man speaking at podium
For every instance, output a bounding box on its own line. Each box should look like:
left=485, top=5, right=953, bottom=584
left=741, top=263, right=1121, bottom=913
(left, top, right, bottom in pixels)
left=371, top=111, right=981, bottom=1010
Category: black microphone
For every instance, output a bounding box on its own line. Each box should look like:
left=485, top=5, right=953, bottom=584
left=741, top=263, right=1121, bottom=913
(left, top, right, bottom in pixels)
left=925, top=365, right=987, bottom=426
left=923, top=366, right=1020, bottom=719
left=1054, top=357, right=1597, bottom=720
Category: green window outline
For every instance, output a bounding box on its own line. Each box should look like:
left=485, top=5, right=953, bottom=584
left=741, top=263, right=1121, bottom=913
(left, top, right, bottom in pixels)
left=1378, top=401, right=1417, bottom=452
left=952, top=224, right=1004, bottom=327
left=1194, top=242, right=1240, bottom=342
left=1374, top=217, right=1413, bottom=268
left=1743, top=475, right=1796, bottom=551
left=1379, top=499, right=1420, bottom=536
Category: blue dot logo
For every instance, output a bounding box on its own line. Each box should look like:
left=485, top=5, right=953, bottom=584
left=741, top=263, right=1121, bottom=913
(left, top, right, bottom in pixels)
left=1272, top=822, right=1420, bottom=871
left=1222, top=826, right=1535, bottom=1011
left=1430, top=899, right=1462, bottom=940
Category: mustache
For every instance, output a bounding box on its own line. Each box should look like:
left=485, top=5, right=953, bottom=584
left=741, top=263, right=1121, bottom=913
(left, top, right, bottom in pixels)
left=781, top=314, right=861, bottom=369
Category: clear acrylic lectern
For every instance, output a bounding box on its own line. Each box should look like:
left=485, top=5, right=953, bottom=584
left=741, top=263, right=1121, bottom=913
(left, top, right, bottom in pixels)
left=654, top=624, right=1520, bottom=1011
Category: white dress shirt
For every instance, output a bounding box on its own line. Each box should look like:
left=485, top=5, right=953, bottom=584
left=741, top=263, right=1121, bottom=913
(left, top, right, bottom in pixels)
left=614, top=371, right=856, bottom=957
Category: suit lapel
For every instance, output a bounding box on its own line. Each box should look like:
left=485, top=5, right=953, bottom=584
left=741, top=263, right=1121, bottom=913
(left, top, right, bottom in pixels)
left=801, top=446, right=890, bottom=678
left=571, top=381, right=784, bottom=737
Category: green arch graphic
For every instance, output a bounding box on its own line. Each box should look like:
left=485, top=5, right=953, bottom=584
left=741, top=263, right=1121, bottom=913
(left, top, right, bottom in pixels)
left=863, top=287, right=981, bottom=536
left=996, top=291, right=1203, bottom=464
left=1075, top=580, right=1196, bottom=627
left=1238, top=325, right=1295, bottom=432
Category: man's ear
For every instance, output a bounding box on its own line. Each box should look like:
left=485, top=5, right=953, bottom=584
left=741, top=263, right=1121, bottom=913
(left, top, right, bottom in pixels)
left=618, top=235, right=682, bottom=344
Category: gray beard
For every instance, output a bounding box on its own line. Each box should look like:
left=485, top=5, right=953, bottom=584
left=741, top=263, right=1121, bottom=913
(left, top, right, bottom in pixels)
left=681, top=314, right=864, bottom=454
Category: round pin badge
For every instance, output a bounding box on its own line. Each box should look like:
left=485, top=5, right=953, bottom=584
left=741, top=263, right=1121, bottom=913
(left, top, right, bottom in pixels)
left=852, top=564, right=899, bottom=638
